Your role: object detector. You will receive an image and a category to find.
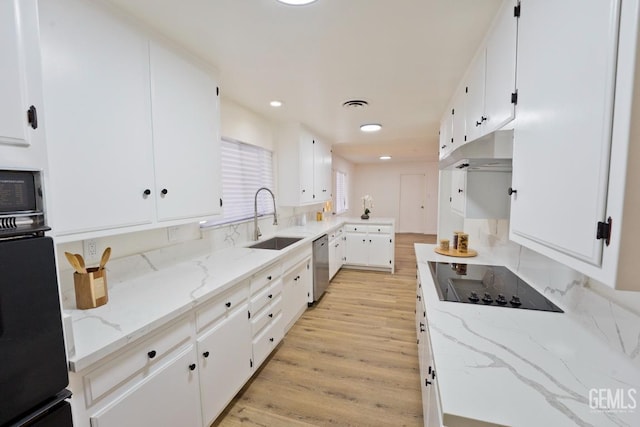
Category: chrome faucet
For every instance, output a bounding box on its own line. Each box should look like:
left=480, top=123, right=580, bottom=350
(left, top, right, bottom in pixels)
left=254, top=187, right=278, bottom=240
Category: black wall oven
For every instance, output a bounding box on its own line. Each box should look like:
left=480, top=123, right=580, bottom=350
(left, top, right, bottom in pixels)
left=0, top=170, right=73, bottom=427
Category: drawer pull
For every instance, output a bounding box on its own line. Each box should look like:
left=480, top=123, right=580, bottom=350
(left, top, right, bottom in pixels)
left=225, top=302, right=231, bottom=308
left=203, top=351, right=210, bottom=358
left=268, top=294, right=273, bottom=299
left=267, top=275, right=272, bottom=280
left=269, top=337, right=274, bottom=342
left=189, top=363, right=196, bottom=371
left=269, top=313, right=273, bottom=318
left=147, top=350, right=157, bottom=359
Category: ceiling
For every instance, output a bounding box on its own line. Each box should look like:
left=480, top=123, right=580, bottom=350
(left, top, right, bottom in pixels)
left=105, top=0, right=502, bottom=163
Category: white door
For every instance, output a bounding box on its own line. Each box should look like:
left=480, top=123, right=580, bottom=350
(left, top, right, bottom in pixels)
left=399, top=174, right=426, bottom=233
left=40, top=0, right=155, bottom=235
left=90, top=346, right=202, bottom=427
left=511, top=0, right=619, bottom=265
left=198, top=305, right=252, bottom=425
left=150, top=41, right=222, bottom=222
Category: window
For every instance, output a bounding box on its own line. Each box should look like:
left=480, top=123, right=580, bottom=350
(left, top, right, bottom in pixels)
left=206, top=138, right=274, bottom=226
left=335, top=170, right=348, bottom=214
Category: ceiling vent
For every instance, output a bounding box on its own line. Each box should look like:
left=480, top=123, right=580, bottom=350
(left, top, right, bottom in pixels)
left=342, top=99, right=369, bottom=109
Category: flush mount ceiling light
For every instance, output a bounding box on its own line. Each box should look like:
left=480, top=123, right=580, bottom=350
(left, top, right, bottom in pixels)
left=270, top=100, right=283, bottom=107
left=360, top=123, right=382, bottom=132
left=379, top=156, right=392, bottom=160
left=276, top=0, right=318, bottom=5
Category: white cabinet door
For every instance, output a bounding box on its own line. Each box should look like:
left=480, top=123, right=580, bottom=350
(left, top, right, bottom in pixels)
left=439, top=108, right=453, bottom=160
left=299, top=132, right=315, bottom=204
left=314, top=138, right=332, bottom=202
left=197, top=304, right=251, bottom=426
left=328, top=238, right=338, bottom=279
left=368, top=234, right=392, bottom=268
left=90, top=345, right=202, bottom=427
left=450, top=170, right=466, bottom=216
left=0, top=0, right=30, bottom=148
left=484, top=0, right=517, bottom=134
left=39, top=0, right=155, bottom=235
left=345, top=232, right=368, bottom=265
left=0, top=0, right=47, bottom=169
left=510, top=0, right=619, bottom=265
left=451, top=88, right=466, bottom=148
left=464, top=51, right=486, bottom=142
left=150, top=42, right=222, bottom=222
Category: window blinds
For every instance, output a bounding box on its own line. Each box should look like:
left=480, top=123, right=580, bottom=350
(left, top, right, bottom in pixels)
left=208, top=138, right=274, bottom=225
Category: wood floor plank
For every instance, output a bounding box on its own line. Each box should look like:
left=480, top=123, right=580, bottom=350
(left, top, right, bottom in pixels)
left=212, top=233, right=436, bottom=426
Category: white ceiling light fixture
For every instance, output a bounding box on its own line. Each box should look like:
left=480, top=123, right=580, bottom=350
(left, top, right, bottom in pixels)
left=270, top=100, right=283, bottom=107
left=379, top=155, right=392, bottom=160
left=276, top=0, right=318, bottom=5
left=360, top=123, right=382, bottom=133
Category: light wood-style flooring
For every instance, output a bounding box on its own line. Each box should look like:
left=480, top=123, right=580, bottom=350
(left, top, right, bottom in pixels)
left=214, top=233, right=436, bottom=426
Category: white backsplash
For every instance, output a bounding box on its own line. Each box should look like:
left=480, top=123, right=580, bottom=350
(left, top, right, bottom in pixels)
left=464, top=218, right=640, bottom=369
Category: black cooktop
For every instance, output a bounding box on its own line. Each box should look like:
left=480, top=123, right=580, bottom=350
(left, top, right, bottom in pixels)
left=428, top=262, right=563, bottom=313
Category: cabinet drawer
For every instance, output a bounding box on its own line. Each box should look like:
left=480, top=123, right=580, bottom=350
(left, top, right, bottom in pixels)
left=251, top=306, right=272, bottom=337
left=83, top=317, right=192, bottom=405
left=369, top=225, right=393, bottom=234
left=250, top=262, right=282, bottom=294
left=344, top=224, right=367, bottom=233
left=196, top=280, right=249, bottom=332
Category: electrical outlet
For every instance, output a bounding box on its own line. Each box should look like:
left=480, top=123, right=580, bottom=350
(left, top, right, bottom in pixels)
left=83, top=239, right=99, bottom=263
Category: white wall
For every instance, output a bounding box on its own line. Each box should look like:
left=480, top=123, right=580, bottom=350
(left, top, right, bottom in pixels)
left=220, top=97, right=274, bottom=150
left=352, top=161, right=438, bottom=234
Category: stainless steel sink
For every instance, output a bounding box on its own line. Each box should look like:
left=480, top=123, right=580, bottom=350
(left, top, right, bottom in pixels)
left=248, top=236, right=304, bottom=250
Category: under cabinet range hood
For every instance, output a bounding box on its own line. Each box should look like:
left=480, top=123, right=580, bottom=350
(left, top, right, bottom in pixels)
left=440, top=130, right=514, bottom=171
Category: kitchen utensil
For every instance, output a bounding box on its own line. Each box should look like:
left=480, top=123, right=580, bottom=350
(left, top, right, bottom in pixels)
left=74, top=253, right=87, bottom=273
left=99, top=247, right=111, bottom=270
left=64, top=252, right=85, bottom=274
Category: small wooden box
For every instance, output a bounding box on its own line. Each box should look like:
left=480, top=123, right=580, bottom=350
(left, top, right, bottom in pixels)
left=74, top=267, right=108, bottom=309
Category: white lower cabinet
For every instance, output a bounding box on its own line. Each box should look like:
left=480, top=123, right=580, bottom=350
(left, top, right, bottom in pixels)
left=250, top=263, right=285, bottom=369
left=328, top=227, right=344, bottom=280
left=416, top=280, right=443, bottom=427
left=344, top=224, right=395, bottom=272
left=197, top=302, right=252, bottom=426
left=282, top=257, right=312, bottom=332
left=89, top=345, right=202, bottom=427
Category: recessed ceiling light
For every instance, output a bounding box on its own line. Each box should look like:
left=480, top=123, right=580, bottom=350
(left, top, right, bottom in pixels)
left=379, top=156, right=392, bottom=160
left=270, top=100, right=283, bottom=107
left=276, top=0, right=318, bottom=5
left=360, top=123, right=382, bottom=132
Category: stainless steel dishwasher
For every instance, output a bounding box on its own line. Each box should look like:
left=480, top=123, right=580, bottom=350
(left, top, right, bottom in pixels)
left=312, top=234, right=329, bottom=303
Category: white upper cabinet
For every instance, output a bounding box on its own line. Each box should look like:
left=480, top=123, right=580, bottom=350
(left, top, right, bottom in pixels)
left=439, top=0, right=518, bottom=157
left=39, top=0, right=222, bottom=238
left=149, top=41, right=222, bottom=222
left=510, top=0, right=619, bottom=267
left=277, top=123, right=332, bottom=206
left=483, top=0, right=518, bottom=134
left=0, top=0, right=47, bottom=169
left=438, top=107, right=453, bottom=160
left=39, top=0, right=155, bottom=235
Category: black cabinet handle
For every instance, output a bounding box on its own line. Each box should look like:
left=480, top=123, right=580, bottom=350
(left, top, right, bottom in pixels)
left=267, top=275, right=272, bottom=280
left=225, top=302, right=231, bottom=308
left=441, top=145, right=446, bottom=149
left=203, top=351, right=210, bottom=358
left=269, top=337, right=274, bottom=342
left=189, top=363, right=196, bottom=371
left=508, top=187, right=517, bottom=196
left=161, top=188, right=168, bottom=195
left=426, top=379, right=432, bottom=386
left=268, top=294, right=273, bottom=299
left=458, top=189, right=463, bottom=193
left=143, top=189, right=151, bottom=197
left=147, top=350, right=156, bottom=359
left=362, top=239, right=366, bottom=243
left=481, top=116, right=487, bottom=122
left=27, top=105, right=38, bottom=129
left=475, top=120, right=482, bottom=127
left=269, top=313, right=273, bottom=318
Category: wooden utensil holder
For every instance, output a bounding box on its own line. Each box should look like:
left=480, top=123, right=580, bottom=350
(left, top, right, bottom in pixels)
left=74, top=267, right=108, bottom=309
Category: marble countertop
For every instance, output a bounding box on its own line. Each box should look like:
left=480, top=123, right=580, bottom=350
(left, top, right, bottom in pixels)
left=66, top=216, right=394, bottom=372
left=415, top=244, right=640, bottom=427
